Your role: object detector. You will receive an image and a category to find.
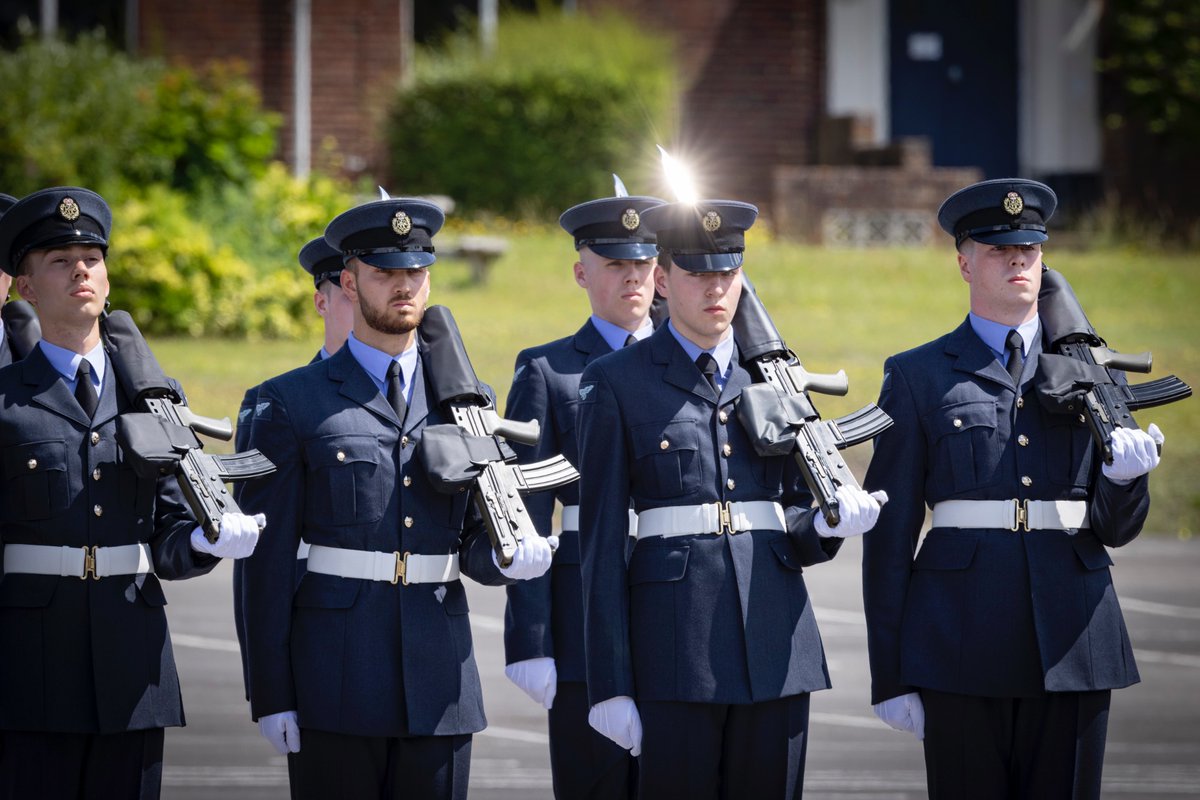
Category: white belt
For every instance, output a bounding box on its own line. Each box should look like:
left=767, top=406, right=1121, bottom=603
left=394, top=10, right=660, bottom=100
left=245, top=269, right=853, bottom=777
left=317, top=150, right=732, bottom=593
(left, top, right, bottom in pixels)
left=3, top=543, right=154, bottom=580
left=306, top=544, right=459, bottom=586
left=637, top=501, right=786, bottom=540
left=561, top=506, right=638, bottom=537
left=931, top=499, right=1090, bottom=532
left=297, top=540, right=311, bottom=559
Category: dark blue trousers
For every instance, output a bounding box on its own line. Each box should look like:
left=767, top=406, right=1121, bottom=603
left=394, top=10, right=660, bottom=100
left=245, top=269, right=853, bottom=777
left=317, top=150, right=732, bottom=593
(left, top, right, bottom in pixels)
left=0, top=728, right=164, bottom=800
left=921, top=688, right=1111, bottom=800
left=550, top=681, right=635, bottom=799
left=638, top=694, right=810, bottom=800
left=287, top=728, right=471, bottom=800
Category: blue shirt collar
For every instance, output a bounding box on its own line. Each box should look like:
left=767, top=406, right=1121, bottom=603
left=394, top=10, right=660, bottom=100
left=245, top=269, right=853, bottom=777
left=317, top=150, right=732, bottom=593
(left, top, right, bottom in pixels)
left=345, top=331, right=419, bottom=400
left=968, top=312, right=1040, bottom=362
left=589, top=314, right=652, bottom=352
left=38, top=339, right=106, bottom=393
left=666, top=320, right=735, bottom=390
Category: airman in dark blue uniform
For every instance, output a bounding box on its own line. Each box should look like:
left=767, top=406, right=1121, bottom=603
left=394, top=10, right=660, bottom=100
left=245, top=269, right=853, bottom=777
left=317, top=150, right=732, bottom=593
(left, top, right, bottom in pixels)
left=239, top=197, right=554, bottom=800
left=863, top=178, right=1165, bottom=799
left=503, top=184, right=664, bottom=798
left=232, top=234, right=354, bottom=700
left=577, top=198, right=883, bottom=799
left=0, top=187, right=260, bottom=800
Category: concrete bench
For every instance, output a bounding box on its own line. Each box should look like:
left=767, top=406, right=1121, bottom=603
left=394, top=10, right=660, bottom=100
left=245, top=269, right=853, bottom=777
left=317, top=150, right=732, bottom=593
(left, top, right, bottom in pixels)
left=438, top=235, right=508, bottom=284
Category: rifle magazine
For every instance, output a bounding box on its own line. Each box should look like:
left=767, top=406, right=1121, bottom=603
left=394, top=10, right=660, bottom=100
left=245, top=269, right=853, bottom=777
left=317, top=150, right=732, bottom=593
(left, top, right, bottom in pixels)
left=831, top=404, right=894, bottom=448
left=1128, top=375, right=1193, bottom=410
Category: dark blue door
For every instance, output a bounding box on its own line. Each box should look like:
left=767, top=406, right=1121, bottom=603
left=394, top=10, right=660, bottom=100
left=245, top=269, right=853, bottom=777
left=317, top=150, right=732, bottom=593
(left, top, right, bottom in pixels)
left=889, top=0, right=1018, bottom=178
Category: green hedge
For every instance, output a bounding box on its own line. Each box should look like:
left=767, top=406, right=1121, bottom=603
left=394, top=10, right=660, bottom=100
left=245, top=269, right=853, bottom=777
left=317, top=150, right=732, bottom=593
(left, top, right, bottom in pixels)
left=0, top=32, right=279, bottom=198
left=386, top=9, right=677, bottom=215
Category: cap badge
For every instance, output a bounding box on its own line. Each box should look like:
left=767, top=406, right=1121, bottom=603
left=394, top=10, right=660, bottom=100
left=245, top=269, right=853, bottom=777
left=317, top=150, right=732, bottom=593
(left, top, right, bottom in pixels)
left=1003, top=191, right=1024, bottom=216
left=621, top=208, right=640, bottom=231
left=702, top=211, right=722, bottom=233
left=392, top=210, right=413, bottom=236
left=59, top=197, right=81, bottom=222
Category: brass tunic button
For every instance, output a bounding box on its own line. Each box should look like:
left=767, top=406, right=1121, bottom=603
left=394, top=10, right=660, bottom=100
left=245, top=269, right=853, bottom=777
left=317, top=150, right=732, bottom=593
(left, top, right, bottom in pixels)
left=401, top=435, right=410, bottom=447
left=93, top=505, right=103, bottom=517
left=726, top=478, right=736, bottom=490
left=1017, top=435, right=1029, bottom=446
left=1016, top=397, right=1025, bottom=409
left=659, top=439, right=669, bottom=450
left=26, top=458, right=37, bottom=470
left=404, top=516, right=414, bottom=528
left=90, top=432, right=101, bottom=445
left=722, top=444, right=732, bottom=457
left=718, top=411, right=729, bottom=424
left=92, top=467, right=102, bottom=481
left=1021, top=476, right=1032, bottom=487
left=336, top=451, right=346, bottom=462
left=403, top=475, right=412, bottom=487
left=952, top=418, right=963, bottom=428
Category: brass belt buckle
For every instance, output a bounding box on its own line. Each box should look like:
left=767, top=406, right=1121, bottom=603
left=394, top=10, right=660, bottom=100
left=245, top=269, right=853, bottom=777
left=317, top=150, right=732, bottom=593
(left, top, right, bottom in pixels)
left=81, top=545, right=98, bottom=580
left=393, top=551, right=410, bottom=586
left=1011, top=499, right=1030, bottom=532
left=717, top=502, right=735, bottom=536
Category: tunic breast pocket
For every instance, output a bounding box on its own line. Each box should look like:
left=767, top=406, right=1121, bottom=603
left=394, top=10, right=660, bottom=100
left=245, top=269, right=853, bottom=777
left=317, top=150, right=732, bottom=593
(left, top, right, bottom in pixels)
left=930, top=400, right=999, bottom=493
left=630, top=420, right=702, bottom=500
left=2, top=440, right=69, bottom=521
left=304, top=434, right=387, bottom=526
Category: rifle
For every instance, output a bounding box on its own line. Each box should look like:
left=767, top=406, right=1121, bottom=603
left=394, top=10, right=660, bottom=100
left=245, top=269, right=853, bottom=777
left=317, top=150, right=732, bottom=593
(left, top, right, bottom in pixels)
left=418, top=304, right=578, bottom=567
left=1036, top=266, right=1191, bottom=463
left=100, top=310, right=275, bottom=542
left=1, top=299, right=41, bottom=360
left=732, top=275, right=893, bottom=527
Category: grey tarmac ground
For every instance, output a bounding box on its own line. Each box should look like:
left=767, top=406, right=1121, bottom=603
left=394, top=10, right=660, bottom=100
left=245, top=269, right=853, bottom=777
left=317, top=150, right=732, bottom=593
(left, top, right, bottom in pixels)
left=160, top=534, right=1200, bottom=799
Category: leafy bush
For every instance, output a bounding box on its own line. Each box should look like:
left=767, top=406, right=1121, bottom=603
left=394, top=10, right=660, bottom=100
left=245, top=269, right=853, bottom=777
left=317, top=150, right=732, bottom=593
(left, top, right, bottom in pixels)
left=386, top=8, right=676, bottom=216
left=104, top=167, right=368, bottom=338
left=0, top=32, right=279, bottom=197
left=194, top=162, right=361, bottom=279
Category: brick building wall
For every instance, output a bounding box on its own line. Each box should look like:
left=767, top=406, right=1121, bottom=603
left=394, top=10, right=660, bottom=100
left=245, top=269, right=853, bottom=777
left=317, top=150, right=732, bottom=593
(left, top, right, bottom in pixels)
left=138, top=0, right=402, bottom=177
left=581, top=0, right=825, bottom=212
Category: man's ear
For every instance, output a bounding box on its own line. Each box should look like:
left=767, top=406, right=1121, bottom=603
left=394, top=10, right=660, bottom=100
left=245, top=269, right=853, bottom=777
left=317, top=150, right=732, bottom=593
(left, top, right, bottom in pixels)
left=653, top=264, right=670, bottom=297
left=14, top=274, right=35, bottom=306
left=957, top=250, right=971, bottom=284
left=573, top=261, right=587, bottom=289
left=340, top=264, right=358, bottom=301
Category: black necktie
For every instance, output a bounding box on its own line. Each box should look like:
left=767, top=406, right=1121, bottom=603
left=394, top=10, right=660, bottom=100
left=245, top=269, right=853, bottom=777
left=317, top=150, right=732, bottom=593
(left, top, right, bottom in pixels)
left=386, top=360, right=407, bottom=422
left=696, top=352, right=720, bottom=393
left=623, top=334, right=637, bottom=348
left=74, top=360, right=98, bottom=419
left=1004, top=329, right=1025, bottom=385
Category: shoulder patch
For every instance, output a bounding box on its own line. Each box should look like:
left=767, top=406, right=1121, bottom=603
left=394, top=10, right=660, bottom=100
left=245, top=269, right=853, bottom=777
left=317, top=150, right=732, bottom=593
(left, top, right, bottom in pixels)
left=254, top=400, right=273, bottom=420
left=513, top=362, right=529, bottom=381
left=880, top=370, right=892, bottom=395
left=578, top=382, right=597, bottom=403
left=238, top=406, right=252, bottom=423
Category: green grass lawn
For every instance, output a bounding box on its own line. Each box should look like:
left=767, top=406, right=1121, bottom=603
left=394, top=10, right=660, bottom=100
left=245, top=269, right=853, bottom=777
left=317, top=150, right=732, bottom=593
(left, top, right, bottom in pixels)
left=147, top=231, right=1200, bottom=536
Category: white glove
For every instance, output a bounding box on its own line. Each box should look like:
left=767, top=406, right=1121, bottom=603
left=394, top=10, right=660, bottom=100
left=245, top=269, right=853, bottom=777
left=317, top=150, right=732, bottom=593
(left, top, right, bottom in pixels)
left=1102, top=423, right=1164, bottom=484
left=815, top=488, right=888, bottom=539
left=493, top=535, right=558, bottom=580
left=505, top=657, right=558, bottom=709
left=873, top=692, right=925, bottom=740
left=190, top=512, right=264, bottom=559
left=258, top=710, right=301, bottom=755
left=588, top=696, right=642, bottom=756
